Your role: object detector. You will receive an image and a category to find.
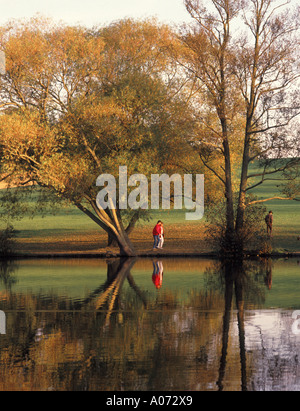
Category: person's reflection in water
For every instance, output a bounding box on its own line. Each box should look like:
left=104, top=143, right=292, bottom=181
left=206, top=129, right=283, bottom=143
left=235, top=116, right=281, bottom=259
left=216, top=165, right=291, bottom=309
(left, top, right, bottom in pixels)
left=152, top=260, right=164, bottom=290
left=264, top=258, right=273, bottom=290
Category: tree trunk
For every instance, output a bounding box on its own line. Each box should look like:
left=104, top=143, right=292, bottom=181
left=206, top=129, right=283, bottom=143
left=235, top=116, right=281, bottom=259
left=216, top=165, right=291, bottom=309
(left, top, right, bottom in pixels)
left=75, top=201, right=136, bottom=257
left=236, top=125, right=251, bottom=242
left=107, top=233, right=118, bottom=247
left=107, top=210, right=141, bottom=247
left=236, top=18, right=259, bottom=247
left=114, top=229, right=136, bottom=257
left=222, top=128, right=236, bottom=253
left=223, top=145, right=235, bottom=234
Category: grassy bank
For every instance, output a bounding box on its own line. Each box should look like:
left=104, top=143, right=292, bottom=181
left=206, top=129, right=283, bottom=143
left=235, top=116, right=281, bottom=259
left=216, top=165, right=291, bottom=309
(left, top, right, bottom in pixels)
left=1, top=207, right=211, bottom=256
left=1, top=201, right=299, bottom=257
left=0, top=164, right=299, bottom=257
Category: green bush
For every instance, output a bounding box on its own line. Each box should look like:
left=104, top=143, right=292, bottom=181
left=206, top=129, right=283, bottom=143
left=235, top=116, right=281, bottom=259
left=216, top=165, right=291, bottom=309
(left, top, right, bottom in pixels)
left=205, top=194, right=267, bottom=255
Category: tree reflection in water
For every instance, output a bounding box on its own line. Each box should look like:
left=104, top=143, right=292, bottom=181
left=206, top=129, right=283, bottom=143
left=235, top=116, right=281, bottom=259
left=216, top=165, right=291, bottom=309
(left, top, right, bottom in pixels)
left=0, top=257, right=299, bottom=391
left=206, top=259, right=274, bottom=391
left=216, top=261, right=247, bottom=391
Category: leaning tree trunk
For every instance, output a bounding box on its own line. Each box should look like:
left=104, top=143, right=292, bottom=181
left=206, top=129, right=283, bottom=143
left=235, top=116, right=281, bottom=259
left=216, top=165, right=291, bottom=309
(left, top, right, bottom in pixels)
left=107, top=233, right=118, bottom=247
left=107, top=209, right=141, bottom=248
left=75, top=200, right=136, bottom=257
left=112, top=226, right=136, bottom=257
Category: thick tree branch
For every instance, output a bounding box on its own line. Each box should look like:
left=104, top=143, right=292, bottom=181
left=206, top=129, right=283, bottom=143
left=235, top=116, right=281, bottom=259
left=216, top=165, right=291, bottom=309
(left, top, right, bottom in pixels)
left=247, top=196, right=300, bottom=206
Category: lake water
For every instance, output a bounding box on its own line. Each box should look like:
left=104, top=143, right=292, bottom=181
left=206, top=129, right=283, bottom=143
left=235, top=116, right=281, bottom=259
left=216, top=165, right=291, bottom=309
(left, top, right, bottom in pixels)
left=0, top=256, right=299, bottom=391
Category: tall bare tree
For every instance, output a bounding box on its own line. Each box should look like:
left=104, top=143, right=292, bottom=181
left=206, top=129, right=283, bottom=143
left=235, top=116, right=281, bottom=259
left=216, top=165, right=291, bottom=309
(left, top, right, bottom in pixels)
left=234, top=0, right=300, bottom=235
left=179, top=0, right=300, bottom=254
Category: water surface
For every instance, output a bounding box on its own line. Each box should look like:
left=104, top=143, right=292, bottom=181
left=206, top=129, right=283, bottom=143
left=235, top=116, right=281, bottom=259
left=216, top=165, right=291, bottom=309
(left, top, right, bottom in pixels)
left=0, top=257, right=299, bottom=391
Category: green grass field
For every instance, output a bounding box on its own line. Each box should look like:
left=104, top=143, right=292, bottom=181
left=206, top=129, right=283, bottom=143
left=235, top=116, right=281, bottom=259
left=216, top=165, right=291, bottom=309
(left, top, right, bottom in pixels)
left=246, top=163, right=300, bottom=253
left=0, top=162, right=299, bottom=255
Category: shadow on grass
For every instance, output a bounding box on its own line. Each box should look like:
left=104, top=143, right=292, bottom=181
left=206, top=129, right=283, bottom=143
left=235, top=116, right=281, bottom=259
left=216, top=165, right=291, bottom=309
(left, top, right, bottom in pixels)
left=14, top=228, right=99, bottom=239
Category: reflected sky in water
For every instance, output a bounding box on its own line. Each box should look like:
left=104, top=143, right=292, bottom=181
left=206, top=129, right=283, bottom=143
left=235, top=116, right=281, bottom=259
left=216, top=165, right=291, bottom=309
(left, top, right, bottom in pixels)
left=0, top=257, right=299, bottom=391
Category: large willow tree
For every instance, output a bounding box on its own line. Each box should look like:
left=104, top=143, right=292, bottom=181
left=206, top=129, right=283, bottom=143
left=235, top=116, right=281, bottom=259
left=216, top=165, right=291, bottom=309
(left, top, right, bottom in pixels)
left=0, top=17, right=197, bottom=256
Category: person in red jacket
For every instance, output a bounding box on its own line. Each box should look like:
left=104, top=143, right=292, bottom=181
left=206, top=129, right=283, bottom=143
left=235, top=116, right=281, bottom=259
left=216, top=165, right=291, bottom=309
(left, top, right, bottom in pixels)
left=158, top=222, right=165, bottom=249
left=153, top=221, right=162, bottom=250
